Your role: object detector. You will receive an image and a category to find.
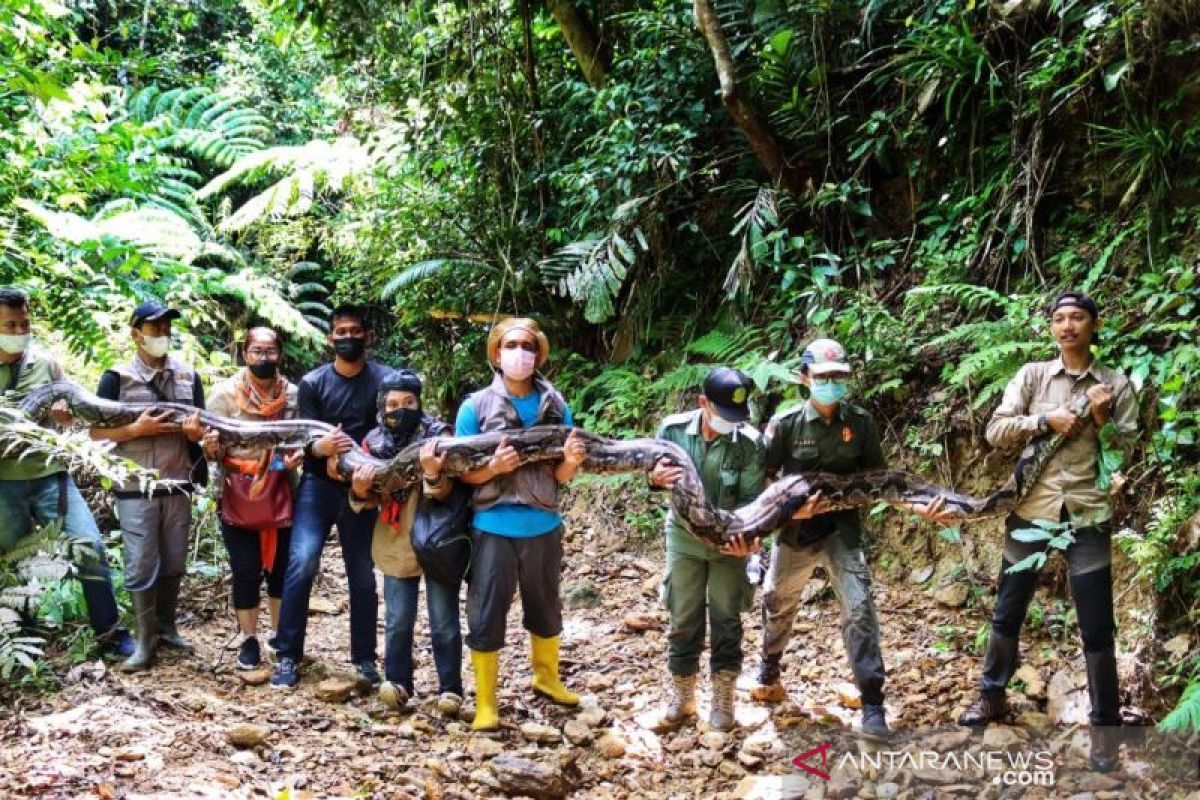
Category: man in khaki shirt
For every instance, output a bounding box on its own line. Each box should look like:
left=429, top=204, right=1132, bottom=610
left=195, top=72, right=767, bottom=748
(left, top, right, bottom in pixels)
left=959, top=291, right=1137, bottom=773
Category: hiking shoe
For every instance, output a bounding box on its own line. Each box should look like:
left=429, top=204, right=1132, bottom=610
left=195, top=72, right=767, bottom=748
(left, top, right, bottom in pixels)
left=958, top=689, right=1008, bottom=727
left=750, top=656, right=786, bottom=703
left=379, top=681, right=410, bottom=711
left=103, top=629, right=136, bottom=660
left=436, top=692, right=463, bottom=717
left=861, top=704, right=891, bottom=740
left=237, top=636, right=262, bottom=670
left=270, top=657, right=300, bottom=690
left=355, top=660, right=382, bottom=691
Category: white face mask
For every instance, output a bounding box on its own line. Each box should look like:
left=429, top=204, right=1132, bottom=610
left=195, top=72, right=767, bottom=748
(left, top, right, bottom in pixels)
left=0, top=333, right=30, bottom=356
left=499, top=347, right=537, bottom=381
left=706, top=409, right=740, bottom=436
left=140, top=335, right=170, bottom=358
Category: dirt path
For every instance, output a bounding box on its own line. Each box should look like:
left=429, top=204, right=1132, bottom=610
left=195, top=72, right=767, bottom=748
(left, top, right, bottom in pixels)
left=1, top=510, right=1197, bottom=800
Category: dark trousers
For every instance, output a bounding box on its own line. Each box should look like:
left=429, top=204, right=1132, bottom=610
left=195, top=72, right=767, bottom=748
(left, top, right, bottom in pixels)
left=466, top=526, right=564, bottom=652
left=982, top=512, right=1118, bottom=723
left=383, top=574, right=463, bottom=696
left=0, top=474, right=121, bottom=637
left=275, top=476, right=378, bottom=663
left=220, top=522, right=292, bottom=609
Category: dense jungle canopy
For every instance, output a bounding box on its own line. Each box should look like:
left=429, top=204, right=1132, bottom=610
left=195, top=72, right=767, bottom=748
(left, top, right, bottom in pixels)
left=0, top=0, right=1198, bottom=796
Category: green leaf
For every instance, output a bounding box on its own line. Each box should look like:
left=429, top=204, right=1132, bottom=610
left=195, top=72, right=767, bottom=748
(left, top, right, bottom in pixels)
left=1010, top=527, right=1053, bottom=543
left=1005, top=552, right=1047, bottom=574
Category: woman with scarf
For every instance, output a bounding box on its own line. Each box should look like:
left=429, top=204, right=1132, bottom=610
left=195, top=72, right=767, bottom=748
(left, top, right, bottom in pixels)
left=347, top=369, right=463, bottom=715
left=203, top=327, right=302, bottom=670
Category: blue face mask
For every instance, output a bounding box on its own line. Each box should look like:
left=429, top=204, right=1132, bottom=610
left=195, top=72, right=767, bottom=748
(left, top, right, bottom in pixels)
left=810, top=379, right=849, bottom=405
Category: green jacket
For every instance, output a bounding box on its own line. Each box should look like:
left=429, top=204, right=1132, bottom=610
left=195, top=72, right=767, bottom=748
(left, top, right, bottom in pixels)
left=0, top=344, right=65, bottom=481
left=656, top=409, right=766, bottom=557
left=765, top=399, right=885, bottom=549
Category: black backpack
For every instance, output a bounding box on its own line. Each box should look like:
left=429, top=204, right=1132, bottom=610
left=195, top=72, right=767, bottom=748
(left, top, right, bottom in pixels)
left=411, top=480, right=473, bottom=586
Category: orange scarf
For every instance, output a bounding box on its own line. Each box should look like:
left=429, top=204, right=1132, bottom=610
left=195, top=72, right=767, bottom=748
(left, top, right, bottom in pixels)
left=359, top=441, right=406, bottom=532
left=234, top=369, right=289, bottom=419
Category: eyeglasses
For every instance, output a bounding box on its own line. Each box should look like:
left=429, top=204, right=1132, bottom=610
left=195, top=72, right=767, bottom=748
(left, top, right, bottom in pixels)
left=246, top=349, right=280, bottom=359
left=812, top=375, right=849, bottom=384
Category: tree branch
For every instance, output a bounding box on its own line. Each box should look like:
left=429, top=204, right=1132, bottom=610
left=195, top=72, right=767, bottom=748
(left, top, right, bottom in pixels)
left=693, top=0, right=811, bottom=195
left=547, top=0, right=610, bottom=88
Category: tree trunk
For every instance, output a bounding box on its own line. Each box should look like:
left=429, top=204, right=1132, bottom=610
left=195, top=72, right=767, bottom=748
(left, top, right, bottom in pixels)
left=693, top=0, right=811, bottom=195
left=547, top=0, right=610, bottom=88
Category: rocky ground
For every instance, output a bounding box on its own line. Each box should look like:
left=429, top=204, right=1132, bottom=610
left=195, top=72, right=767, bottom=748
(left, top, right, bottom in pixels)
left=1, top=479, right=1197, bottom=799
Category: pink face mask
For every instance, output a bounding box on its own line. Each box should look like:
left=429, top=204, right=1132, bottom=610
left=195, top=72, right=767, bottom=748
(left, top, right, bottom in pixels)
left=499, top=347, right=537, bottom=380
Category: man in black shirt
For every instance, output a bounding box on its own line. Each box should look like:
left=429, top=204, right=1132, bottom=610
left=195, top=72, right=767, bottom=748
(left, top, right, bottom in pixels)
left=271, top=305, right=393, bottom=690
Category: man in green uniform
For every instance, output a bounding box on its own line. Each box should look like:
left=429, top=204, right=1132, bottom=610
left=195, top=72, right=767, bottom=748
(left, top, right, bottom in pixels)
left=0, top=287, right=132, bottom=657
left=648, top=367, right=771, bottom=732
left=751, top=339, right=951, bottom=739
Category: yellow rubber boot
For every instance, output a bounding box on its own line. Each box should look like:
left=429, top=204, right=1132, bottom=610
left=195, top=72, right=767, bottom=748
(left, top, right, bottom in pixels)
left=470, top=649, right=500, bottom=731
left=530, top=634, right=579, bottom=706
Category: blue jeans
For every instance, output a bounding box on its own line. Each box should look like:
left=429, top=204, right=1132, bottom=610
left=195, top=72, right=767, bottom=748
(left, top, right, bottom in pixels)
left=383, top=574, right=463, bottom=696
left=0, top=474, right=122, bottom=637
left=275, top=476, right=378, bottom=663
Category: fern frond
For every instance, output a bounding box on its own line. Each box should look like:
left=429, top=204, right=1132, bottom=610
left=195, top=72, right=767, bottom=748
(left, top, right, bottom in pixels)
left=950, top=340, right=1051, bottom=386
left=380, top=259, right=488, bottom=299
left=1159, top=680, right=1200, bottom=734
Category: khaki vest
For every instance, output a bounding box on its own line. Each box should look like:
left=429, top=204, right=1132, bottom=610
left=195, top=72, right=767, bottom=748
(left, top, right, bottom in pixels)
left=110, top=355, right=198, bottom=487
left=468, top=373, right=567, bottom=513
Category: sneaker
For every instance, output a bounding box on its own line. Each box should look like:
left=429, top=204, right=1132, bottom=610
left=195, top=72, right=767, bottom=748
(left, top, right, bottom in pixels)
left=379, top=680, right=410, bottom=711
left=354, top=660, right=382, bottom=690
left=270, top=656, right=300, bottom=690
left=861, top=704, right=891, bottom=740
left=103, top=629, right=136, bottom=660
left=237, top=636, right=262, bottom=670
left=436, top=692, right=463, bottom=717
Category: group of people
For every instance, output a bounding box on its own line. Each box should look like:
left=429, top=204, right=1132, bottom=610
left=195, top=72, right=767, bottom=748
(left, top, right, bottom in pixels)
left=0, top=287, right=1136, bottom=772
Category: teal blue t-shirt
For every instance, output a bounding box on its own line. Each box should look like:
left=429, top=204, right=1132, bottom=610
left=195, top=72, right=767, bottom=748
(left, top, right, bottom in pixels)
left=456, top=391, right=574, bottom=537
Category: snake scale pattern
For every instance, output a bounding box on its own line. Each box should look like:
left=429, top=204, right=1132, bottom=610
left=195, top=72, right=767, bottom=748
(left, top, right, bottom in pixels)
left=18, top=382, right=1090, bottom=549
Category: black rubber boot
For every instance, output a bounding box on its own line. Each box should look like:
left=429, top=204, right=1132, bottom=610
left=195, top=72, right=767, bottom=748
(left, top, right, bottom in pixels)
left=119, top=590, right=157, bottom=673
left=1085, top=649, right=1121, bottom=772
left=155, top=576, right=193, bottom=651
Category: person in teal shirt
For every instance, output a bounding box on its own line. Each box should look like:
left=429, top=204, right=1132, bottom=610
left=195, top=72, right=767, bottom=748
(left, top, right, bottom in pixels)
left=455, top=317, right=586, bottom=731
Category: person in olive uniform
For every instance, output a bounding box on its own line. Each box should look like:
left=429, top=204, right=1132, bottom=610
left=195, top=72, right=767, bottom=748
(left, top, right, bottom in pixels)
left=751, top=339, right=952, bottom=739
left=648, top=368, right=769, bottom=732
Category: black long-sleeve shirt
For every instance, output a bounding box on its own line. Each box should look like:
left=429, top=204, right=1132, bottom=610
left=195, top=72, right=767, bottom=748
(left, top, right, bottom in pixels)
left=298, top=360, right=393, bottom=478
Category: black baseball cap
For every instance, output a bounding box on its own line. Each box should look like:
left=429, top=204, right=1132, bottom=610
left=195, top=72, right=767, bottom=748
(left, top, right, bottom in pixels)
left=130, top=301, right=181, bottom=327
left=702, top=367, right=753, bottom=423
left=1049, top=291, right=1099, bottom=319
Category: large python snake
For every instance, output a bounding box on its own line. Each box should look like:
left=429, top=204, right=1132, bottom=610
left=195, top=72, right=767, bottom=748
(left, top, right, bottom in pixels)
left=18, top=382, right=1090, bottom=549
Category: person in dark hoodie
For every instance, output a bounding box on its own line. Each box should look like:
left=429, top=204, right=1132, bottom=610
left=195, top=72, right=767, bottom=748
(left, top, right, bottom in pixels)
left=347, top=370, right=464, bottom=716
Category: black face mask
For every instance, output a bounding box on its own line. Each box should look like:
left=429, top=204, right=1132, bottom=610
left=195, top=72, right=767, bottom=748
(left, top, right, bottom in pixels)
left=248, top=361, right=279, bottom=379
left=383, top=407, right=421, bottom=438
left=333, top=336, right=366, bottom=362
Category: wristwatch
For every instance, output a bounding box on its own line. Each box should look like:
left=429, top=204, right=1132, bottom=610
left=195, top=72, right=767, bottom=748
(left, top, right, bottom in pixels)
left=1036, top=414, right=1048, bottom=433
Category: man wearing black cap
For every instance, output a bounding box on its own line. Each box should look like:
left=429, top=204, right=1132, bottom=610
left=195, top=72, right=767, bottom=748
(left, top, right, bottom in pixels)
left=959, top=291, right=1137, bottom=773
left=91, top=300, right=206, bottom=672
left=648, top=367, right=766, bottom=733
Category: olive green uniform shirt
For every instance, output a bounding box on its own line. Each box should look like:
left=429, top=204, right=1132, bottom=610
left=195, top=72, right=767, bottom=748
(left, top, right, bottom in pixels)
left=0, top=345, right=65, bottom=481
left=764, top=400, right=885, bottom=548
left=656, top=409, right=766, bottom=557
